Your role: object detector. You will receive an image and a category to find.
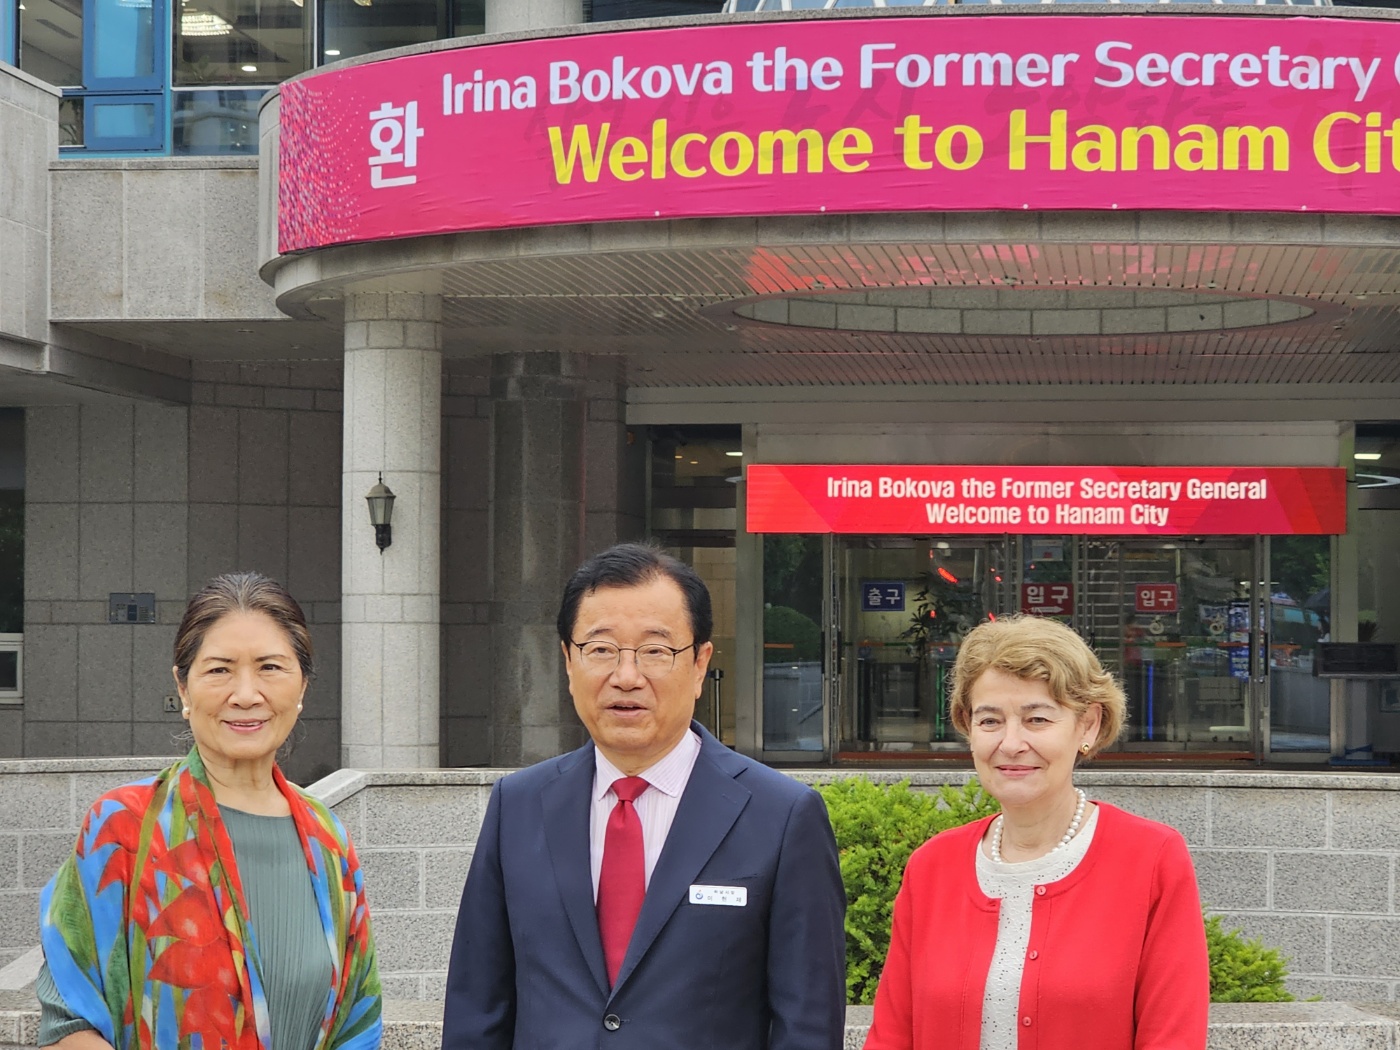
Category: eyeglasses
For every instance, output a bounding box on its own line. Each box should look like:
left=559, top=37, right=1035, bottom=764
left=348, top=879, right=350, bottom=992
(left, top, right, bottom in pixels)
left=568, top=639, right=699, bottom=679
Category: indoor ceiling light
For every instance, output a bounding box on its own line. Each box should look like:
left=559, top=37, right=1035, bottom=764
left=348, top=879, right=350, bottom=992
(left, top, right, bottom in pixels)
left=1354, top=452, right=1382, bottom=460
left=181, top=10, right=233, bottom=35
left=324, top=48, right=341, bottom=55
left=241, top=64, right=257, bottom=71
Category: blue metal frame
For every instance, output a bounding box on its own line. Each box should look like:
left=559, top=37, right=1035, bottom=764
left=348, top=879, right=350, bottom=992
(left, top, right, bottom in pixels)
left=82, top=91, right=165, bottom=150
left=1, top=0, right=16, bottom=65
left=82, top=0, right=166, bottom=92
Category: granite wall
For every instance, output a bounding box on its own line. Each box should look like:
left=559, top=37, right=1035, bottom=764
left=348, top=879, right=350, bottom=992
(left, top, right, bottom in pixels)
left=315, top=768, right=1400, bottom=1003
left=0, top=757, right=174, bottom=971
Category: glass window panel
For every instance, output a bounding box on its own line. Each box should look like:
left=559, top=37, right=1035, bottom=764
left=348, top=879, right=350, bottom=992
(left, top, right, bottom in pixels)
left=2, top=2, right=16, bottom=64
left=322, top=0, right=443, bottom=63
left=764, top=535, right=824, bottom=752
left=1269, top=535, right=1330, bottom=751
left=91, top=0, right=155, bottom=81
left=451, top=0, right=482, bottom=34
left=172, top=88, right=261, bottom=153
left=588, top=1, right=723, bottom=19
left=58, top=94, right=83, bottom=145
left=175, top=0, right=307, bottom=86
left=0, top=651, right=16, bottom=692
left=91, top=98, right=155, bottom=136
left=19, top=0, right=83, bottom=86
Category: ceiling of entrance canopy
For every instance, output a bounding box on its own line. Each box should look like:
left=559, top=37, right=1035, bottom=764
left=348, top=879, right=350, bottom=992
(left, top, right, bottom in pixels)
left=288, top=235, right=1400, bottom=387
left=73, top=227, right=1400, bottom=387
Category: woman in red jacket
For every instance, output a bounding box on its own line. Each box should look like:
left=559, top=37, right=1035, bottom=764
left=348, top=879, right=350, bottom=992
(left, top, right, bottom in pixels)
left=864, top=615, right=1209, bottom=1050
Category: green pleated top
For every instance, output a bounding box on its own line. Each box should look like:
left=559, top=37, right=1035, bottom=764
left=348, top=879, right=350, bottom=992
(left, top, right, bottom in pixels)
left=39, top=806, right=334, bottom=1050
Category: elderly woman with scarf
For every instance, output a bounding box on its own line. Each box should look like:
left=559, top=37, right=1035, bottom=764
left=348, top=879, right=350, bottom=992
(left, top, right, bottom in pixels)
left=38, top=572, right=381, bottom=1050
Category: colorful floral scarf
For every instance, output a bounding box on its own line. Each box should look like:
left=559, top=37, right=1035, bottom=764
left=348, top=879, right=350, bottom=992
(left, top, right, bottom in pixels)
left=40, top=748, right=382, bottom=1050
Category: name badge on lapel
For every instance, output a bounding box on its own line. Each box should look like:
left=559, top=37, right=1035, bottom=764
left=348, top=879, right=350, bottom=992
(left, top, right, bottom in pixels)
left=690, top=884, right=747, bottom=907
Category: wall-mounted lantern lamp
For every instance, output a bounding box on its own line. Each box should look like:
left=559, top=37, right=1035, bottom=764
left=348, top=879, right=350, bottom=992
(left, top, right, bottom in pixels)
left=366, top=474, right=396, bottom=552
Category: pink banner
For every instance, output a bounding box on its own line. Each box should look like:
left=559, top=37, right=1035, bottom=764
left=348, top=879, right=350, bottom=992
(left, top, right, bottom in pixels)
left=745, top=465, right=1346, bottom=535
left=279, top=15, right=1400, bottom=252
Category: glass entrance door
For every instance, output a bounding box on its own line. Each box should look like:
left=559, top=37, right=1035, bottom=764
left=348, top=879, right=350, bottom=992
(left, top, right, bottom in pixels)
left=834, top=536, right=1012, bottom=753
left=828, top=533, right=1270, bottom=757
left=1079, top=538, right=1262, bottom=754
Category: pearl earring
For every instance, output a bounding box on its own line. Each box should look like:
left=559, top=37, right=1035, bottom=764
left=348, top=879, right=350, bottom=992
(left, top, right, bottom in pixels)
left=296, top=703, right=303, bottom=712
left=181, top=707, right=190, bottom=716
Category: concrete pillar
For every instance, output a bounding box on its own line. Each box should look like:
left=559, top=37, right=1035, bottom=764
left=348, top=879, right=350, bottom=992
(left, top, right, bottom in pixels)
left=486, top=0, right=582, bottom=34
left=341, top=292, right=442, bottom=769
left=490, top=352, right=589, bottom=766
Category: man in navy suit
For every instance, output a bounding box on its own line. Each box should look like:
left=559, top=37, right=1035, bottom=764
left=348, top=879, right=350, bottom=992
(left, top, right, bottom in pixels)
left=442, top=543, right=846, bottom=1050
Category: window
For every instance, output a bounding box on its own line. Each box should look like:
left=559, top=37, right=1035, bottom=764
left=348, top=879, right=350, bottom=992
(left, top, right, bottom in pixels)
left=175, top=0, right=308, bottom=86
left=0, top=411, right=23, bottom=703
left=19, top=0, right=166, bottom=151
left=320, top=0, right=480, bottom=63
left=172, top=87, right=261, bottom=152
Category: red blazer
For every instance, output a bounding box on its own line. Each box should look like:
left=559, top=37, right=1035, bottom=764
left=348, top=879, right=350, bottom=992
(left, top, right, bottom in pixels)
left=864, top=803, right=1209, bottom=1050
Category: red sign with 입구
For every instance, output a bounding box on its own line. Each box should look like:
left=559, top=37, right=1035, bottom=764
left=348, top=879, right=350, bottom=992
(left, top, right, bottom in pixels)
left=745, top=465, right=1346, bottom=536
left=1022, top=582, right=1074, bottom=617
left=1135, top=583, right=1180, bottom=613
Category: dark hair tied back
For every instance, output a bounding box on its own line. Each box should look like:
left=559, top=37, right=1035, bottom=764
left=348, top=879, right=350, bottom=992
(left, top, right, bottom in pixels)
left=173, top=571, right=314, bottom=683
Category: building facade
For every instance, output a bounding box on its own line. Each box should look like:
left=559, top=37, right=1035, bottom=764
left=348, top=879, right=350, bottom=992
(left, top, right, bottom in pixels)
left=1, top=0, right=1400, bottom=782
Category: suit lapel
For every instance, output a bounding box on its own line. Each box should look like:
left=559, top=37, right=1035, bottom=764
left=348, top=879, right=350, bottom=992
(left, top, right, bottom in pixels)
left=541, top=745, right=610, bottom=998
left=610, top=727, right=750, bottom=995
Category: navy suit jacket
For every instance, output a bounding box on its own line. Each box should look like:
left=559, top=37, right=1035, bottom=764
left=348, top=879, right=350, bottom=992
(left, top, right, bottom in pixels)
left=441, top=723, right=846, bottom=1050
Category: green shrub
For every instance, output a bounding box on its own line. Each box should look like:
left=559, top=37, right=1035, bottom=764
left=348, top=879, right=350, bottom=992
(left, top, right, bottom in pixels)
left=763, top=605, right=822, bottom=663
left=1204, top=913, right=1295, bottom=1002
left=817, top=777, right=999, bottom=1005
left=818, top=776, right=1296, bottom=1006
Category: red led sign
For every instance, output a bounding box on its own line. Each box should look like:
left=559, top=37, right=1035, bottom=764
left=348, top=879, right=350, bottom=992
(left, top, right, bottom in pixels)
left=746, top=465, right=1346, bottom=536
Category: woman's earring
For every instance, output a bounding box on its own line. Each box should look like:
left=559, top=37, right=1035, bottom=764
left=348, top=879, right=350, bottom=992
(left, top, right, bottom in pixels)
left=1080, top=742, right=1091, bottom=755
left=181, top=707, right=190, bottom=716
left=296, top=703, right=303, bottom=712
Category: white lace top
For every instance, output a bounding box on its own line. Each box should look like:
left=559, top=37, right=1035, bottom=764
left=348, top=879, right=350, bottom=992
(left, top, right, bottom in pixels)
left=974, top=805, right=1101, bottom=1050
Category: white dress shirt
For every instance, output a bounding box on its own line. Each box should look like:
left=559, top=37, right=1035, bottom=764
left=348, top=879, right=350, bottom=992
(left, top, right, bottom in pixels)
left=590, top=729, right=703, bottom=902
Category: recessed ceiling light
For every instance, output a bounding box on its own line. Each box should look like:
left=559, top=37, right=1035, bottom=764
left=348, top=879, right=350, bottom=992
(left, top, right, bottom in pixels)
left=324, top=48, right=341, bottom=56
left=1355, top=452, right=1382, bottom=461
left=241, top=64, right=257, bottom=72
left=725, top=451, right=743, bottom=457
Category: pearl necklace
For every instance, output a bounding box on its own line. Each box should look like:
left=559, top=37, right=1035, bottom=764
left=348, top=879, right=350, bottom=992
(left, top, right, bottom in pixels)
left=990, top=788, right=1087, bottom=865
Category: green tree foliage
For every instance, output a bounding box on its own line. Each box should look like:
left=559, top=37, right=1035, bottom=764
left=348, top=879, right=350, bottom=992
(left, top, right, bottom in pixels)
left=817, top=777, right=1000, bottom=1004
left=1205, top=913, right=1295, bottom=1002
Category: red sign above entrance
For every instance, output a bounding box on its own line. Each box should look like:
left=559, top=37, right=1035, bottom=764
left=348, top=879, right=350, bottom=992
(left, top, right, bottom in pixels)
left=1022, top=583, right=1074, bottom=617
left=746, top=465, right=1346, bottom=536
left=1135, top=583, right=1180, bottom=614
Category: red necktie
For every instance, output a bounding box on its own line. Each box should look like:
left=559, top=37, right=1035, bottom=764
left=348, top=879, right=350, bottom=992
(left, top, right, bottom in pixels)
left=597, top=776, right=649, bottom=987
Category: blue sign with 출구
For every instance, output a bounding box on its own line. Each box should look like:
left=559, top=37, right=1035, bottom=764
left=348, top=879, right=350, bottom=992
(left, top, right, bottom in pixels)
left=861, top=581, right=905, bottom=613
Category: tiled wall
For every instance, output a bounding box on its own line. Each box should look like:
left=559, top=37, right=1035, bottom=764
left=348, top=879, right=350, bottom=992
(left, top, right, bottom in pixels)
left=321, top=768, right=1400, bottom=1003
left=19, top=360, right=345, bottom=784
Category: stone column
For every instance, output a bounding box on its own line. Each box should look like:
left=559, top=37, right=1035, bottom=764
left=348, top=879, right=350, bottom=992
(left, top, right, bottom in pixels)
left=490, top=352, right=589, bottom=766
left=486, top=0, right=582, bottom=34
left=341, top=292, right=442, bottom=768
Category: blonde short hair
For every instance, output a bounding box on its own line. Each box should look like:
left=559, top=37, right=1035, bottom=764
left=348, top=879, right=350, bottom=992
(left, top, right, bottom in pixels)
left=947, top=615, right=1126, bottom=758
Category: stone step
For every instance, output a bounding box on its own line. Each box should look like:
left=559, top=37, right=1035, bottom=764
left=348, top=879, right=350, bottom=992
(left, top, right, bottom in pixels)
left=4, top=1000, right=1398, bottom=1048
left=383, top=1001, right=1400, bottom=1050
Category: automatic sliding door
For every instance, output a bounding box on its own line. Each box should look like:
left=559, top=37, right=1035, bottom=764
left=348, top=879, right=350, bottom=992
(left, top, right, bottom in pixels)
left=836, top=536, right=1008, bottom=753
left=1083, top=539, right=1258, bottom=751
